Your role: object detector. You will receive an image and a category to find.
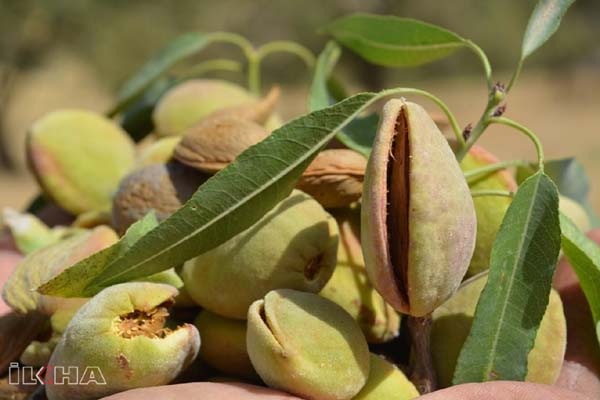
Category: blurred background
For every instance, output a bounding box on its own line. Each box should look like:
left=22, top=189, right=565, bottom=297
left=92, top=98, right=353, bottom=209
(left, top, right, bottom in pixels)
left=1, top=0, right=599, bottom=210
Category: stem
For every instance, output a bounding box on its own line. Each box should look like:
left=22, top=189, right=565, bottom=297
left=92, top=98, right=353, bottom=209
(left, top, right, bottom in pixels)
left=247, top=41, right=316, bottom=96
left=489, top=117, right=544, bottom=171
left=453, top=41, right=505, bottom=161
left=256, top=41, right=316, bottom=69
left=464, top=159, right=528, bottom=183
left=383, top=88, right=463, bottom=146
left=464, top=40, right=493, bottom=91
left=208, top=31, right=255, bottom=58
left=177, top=59, right=242, bottom=81
left=246, top=52, right=261, bottom=95
left=507, top=59, right=523, bottom=92
left=454, top=89, right=503, bottom=161
left=207, top=32, right=261, bottom=95
left=106, top=32, right=257, bottom=117
left=204, top=36, right=315, bottom=97
left=459, top=270, right=490, bottom=290
left=408, top=315, right=436, bottom=394
left=471, top=189, right=515, bottom=199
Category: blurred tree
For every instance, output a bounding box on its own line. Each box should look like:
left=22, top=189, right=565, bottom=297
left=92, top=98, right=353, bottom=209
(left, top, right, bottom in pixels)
left=1, top=0, right=597, bottom=88
left=0, top=1, right=59, bottom=169
left=0, top=0, right=598, bottom=169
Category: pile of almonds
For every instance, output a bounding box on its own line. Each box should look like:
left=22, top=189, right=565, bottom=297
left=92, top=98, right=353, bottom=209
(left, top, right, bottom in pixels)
left=0, top=78, right=593, bottom=400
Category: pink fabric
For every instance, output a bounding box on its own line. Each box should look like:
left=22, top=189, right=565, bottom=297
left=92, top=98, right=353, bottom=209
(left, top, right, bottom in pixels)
left=102, top=382, right=302, bottom=400
left=0, top=249, right=22, bottom=315
left=416, top=381, right=589, bottom=400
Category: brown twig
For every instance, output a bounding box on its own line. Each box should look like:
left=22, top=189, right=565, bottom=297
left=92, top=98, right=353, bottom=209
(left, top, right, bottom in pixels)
left=408, top=314, right=437, bottom=394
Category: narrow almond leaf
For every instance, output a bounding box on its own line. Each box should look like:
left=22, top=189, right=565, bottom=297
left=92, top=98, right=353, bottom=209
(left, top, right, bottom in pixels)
left=559, top=212, right=600, bottom=344
left=517, top=158, right=599, bottom=227
left=453, top=172, right=561, bottom=384
left=326, top=76, right=350, bottom=104
left=521, top=0, right=575, bottom=60
left=308, top=41, right=378, bottom=157
left=335, top=113, right=379, bottom=157
left=322, top=13, right=466, bottom=67
left=120, top=77, right=176, bottom=142
left=308, top=41, right=341, bottom=112
left=40, top=90, right=408, bottom=297
left=546, top=158, right=599, bottom=226
left=37, top=212, right=159, bottom=297
left=110, top=32, right=218, bottom=115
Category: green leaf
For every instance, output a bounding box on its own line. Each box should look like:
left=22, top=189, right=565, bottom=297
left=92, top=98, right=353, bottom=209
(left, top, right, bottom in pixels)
left=41, top=90, right=407, bottom=296
left=545, top=158, right=589, bottom=203
left=521, top=0, right=575, bottom=60
left=559, top=212, right=600, bottom=343
left=120, top=77, right=176, bottom=142
left=308, top=42, right=378, bottom=157
left=110, top=32, right=218, bottom=116
left=517, top=158, right=599, bottom=227
left=308, top=41, right=341, bottom=112
left=37, top=212, right=159, bottom=297
left=335, top=113, right=379, bottom=157
left=326, top=76, right=350, bottom=103
left=322, top=13, right=466, bottom=67
left=453, top=172, right=561, bottom=384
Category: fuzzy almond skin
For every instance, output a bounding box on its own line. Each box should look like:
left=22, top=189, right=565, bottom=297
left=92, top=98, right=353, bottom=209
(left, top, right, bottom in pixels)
left=135, top=136, right=181, bottom=168
left=194, top=310, right=258, bottom=380
left=559, top=196, right=591, bottom=232
left=1, top=208, right=60, bottom=254
left=361, top=100, right=477, bottom=316
left=0, top=251, right=22, bottom=315
left=111, top=162, right=208, bottom=234
left=431, top=275, right=567, bottom=388
left=320, top=208, right=400, bottom=343
left=152, top=79, right=281, bottom=136
left=20, top=335, right=60, bottom=367
left=353, top=354, right=419, bottom=400
left=181, top=190, right=339, bottom=319
left=45, top=282, right=200, bottom=400
left=153, top=79, right=253, bottom=136
left=2, top=226, right=117, bottom=315
left=460, top=145, right=517, bottom=277
left=247, top=289, right=370, bottom=400
left=203, top=86, right=280, bottom=127
left=27, top=109, right=135, bottom=215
